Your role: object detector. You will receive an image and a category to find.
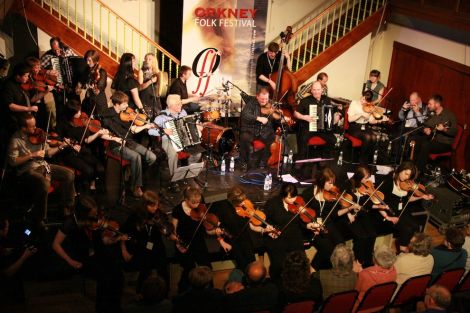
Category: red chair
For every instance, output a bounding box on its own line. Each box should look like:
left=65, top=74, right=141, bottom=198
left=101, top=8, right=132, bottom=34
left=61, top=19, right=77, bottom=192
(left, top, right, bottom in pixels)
left=307, top=136, right=326, bottom=158
left=252, top=139, right=266, bottom=152
left=343, top=111, right=363, bottom=162
left=455, top=269, right=470, bottom=293
left=282, top=300, right=314, bottom=313
left=320, top=290, right=358, bottom=313
left=355, top=281, right=397, bottom=313
left=103, top=140, right=130, bottom=167
left=389, top=274, right=432, bottom=309
left=453, top=270, right=470, bottom=313
left=429, top=124, right=464, bottom=168
left=433, top=268, right=465, bottom=292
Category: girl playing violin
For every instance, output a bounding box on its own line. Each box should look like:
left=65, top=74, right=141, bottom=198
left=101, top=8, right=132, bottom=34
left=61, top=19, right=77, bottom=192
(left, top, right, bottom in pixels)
left=301, top=167, right=347, bottom=270
left=171, top=187, right=211, bottom=293
left=57, top=100, right=110, bottom=190
left=209, top=186, right=261, bottom=270
left=79, top=50, right=108, bottom=116
left=370, top=161, right=434, bottom=253
left=263, top=183, right=315, bottom=280
left=120, top=190, right=170, bottom=296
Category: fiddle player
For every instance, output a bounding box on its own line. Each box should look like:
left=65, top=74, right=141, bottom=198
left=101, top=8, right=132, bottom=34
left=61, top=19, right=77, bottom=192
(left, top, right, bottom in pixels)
left=7, top=113, right=75, bottom=229
left=79, top=50, right=108, bottom=116
left=363, top=69, right=385, bottom=104
left=120, top=190, right=170, bottom=295
left=168, top=65, right=200, bottom=114
left=239, top=87, right=276, bottom=170
left=413, top=94, right=457, bottom=174
left=150, top=94, right=202, bottom=191
left=347, top=90, right=388, bottom=164
left=263, top=183, right=316, bottom=280
left=301, top=167, right=346, bottom=270
left=171, top=187, right=211, bottom=293
left=370, top=161, right=433, bottom=253
left=256, top=42, right=291, bottom=92
left=57, top=99, right=110, bottom=190
left=294, top=81, right=340, bottom=164
left=102, top=91, right=157, bottom=198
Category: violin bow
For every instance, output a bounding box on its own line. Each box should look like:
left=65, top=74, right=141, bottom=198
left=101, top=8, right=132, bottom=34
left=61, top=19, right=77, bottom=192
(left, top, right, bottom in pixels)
left=361, top=180, right=385, bottom=207
left=79, top=103, right=97, bottom=147
left=42, top=110, right=53, bottom=152
left=398, top=178, right=437, bottom=219
left=185, top=202, right=213, bottom=251
left=279, top=195, right=317, bottom=234
left=312, top=190, right=345, bottom=240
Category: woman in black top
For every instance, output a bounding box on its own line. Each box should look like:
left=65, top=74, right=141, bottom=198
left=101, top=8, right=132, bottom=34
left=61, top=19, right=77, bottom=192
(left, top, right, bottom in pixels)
left=81, top=50, right=108, bottom=116
left=138, top=53, right=161, bottom=119
left=57, top=99, right=109, bottom=190
left=369, top=161, right=434, bottom=253
left=171, top=187, right=211, bottom=293
left=301, top=167, right=346, bottom=270
left=112, top=53, right=145, bottom=113
left=121, top=191, right=170, bottom=294
left=264, top=183, right=315, bottom=281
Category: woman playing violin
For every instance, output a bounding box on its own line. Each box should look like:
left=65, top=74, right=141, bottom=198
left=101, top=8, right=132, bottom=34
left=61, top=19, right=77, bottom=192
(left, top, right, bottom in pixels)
left=301, top=168, right=347, bottom=270
left=120, top=191, right=170, bottom=295
left=57, top=100, right=110, bottom=190
left=171, top=187, right=211, bottom=293
left=371, top=161, right=434, bottom=253
left=79, top=50, right=108, bottom=116
left=209, top=186, right=260, bottom=270
left=263, top=183, right=315, bottom=280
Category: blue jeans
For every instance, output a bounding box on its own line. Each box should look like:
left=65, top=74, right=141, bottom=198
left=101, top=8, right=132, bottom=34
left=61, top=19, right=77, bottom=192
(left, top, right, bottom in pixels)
left=112, top=143, right=156, bottom=189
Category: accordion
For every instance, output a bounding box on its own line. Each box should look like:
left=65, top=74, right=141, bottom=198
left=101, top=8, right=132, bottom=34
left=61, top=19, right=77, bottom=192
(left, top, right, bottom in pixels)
left=164, top=115, right=201, bottom=152
left=308, top=103, right=334, bottom=132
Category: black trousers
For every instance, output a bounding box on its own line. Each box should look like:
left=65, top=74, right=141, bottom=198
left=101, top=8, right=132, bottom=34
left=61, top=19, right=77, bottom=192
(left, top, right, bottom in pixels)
left=347, top=123, right=376, bottom=164
left=239, top=129, right=274, bottom=166
left=61, top=149, right=104, bottom=182
left=413, top=133, right=451, bottom=173
left=297, top=131, right=337, bottom=160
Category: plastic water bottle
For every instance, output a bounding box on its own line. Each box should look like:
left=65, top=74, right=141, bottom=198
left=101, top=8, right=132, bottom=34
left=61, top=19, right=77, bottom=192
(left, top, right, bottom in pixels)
left=387, top=141, right=392, bottom=154
left=373, top=150, right=378, bottom=164
left=229, top=157, right=235, bottom=172
left=220, top=159, right=226, bottom=175
left=337, top=151, right=343, bottom=166
left=263, top=174, right=270, bottom=191
left=288, top=150, right=294, bottom=164
left=267, top=173, right=272, bottom=190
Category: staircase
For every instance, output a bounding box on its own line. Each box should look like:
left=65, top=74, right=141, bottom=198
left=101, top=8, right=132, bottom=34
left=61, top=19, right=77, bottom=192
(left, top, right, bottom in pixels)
left=285, top=0, right=387, bottom=84
left=13, top=0, right=179, bottom=79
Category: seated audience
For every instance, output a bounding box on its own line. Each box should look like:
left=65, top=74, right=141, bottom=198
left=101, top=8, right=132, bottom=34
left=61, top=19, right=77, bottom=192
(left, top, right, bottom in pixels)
left=279, top=250, right=322, bottom=309
left=420, top=284, right=451, bottom=313
left=172, top=266, right=224, bottom=313
left=355, top=245, right=397, bottom=304
left=395, top=232, right=434, bottom=286
left=463, top=224, right=470, bottom=273
left=124, top=275, right=172, bottom=313
left=431, top=227, right=467, bottom=280
left=315, top=243, right=358, bottom=299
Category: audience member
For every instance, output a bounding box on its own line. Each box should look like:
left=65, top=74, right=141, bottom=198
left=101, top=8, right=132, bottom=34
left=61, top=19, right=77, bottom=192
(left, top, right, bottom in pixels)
left=431, top=227, right=467, bottom=280
left=315, top=243, right=358, bottom=299
left=395, top=233, right=434, bottom=286
left=463, top=224, right=470, bottom=273
left=124, top=275, right=172, bottom=313
left=421, top=284, right=451, bottom=313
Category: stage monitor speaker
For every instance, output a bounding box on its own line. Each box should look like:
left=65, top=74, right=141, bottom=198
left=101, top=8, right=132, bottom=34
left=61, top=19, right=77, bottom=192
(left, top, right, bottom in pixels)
left=426, top=186, right=470, bottom=228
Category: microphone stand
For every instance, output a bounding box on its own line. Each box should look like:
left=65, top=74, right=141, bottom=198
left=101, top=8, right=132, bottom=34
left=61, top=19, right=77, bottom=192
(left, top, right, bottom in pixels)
left=119, top=111, right=139, bottom=205
left=225, top=80, right=249, bottom=144
left=272, top=101, right=289, bottom=179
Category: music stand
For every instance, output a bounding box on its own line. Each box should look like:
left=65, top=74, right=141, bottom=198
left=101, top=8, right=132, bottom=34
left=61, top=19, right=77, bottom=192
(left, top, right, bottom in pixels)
left=171, top=162, right=204, bottom=183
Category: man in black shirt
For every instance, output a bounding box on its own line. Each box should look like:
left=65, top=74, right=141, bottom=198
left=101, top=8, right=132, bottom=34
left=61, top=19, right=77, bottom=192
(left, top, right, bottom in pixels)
left=102, top=91, right=157, bottom=197
left=168, top=65, right=200, bottom=114
left=239, top=87, right=275, bottom=169
left=255, top=42, right=290, bottom=92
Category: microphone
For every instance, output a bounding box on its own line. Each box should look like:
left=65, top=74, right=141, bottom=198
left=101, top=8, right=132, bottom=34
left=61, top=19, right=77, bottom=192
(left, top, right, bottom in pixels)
left=222, top=80, right=230, bottom=91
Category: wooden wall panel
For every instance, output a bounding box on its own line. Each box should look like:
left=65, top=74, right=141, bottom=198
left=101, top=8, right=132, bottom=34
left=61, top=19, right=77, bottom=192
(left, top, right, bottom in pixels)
left=387, top=42, right=470, bottom=170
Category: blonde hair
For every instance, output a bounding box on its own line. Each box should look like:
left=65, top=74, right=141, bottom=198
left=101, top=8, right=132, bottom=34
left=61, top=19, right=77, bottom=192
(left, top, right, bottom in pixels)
left=144, top=53, right=160, bottom=74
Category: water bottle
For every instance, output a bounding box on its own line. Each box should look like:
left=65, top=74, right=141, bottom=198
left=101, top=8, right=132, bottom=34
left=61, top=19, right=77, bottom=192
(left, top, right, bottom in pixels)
left=387, top=141, right=392, bottom=154
left=267, top=173, right=272, bottom=190
left=337, top=151, right=343, bottom=166
left=263, top=174, right=270, bottom=191
left=229, top=157, right=235, bottom=172
left=220, top=159, right=226, bottom=175
left=288, top=150, right=294, bottom=164
left=373, top=150, right=378, bottom=164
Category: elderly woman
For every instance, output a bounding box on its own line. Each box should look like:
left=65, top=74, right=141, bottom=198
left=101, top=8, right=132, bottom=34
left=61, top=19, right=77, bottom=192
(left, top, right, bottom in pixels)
left=315, top=244, right=358, bottom=299
left=355, top=245, right=397, bottom=303
left=394, top=232, right=434, bottom=286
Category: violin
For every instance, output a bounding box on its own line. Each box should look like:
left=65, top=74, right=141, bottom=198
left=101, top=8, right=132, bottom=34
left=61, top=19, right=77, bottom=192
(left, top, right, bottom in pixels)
left=202, top=213, right=232, bottom=239
left=287, top=196, right=316, bottom=224
left=399, top=180, right=429, bottom=197
left=91, top=217, right=130, bottom=240
left=235, top=199, right=281, bottom=236
left=119, top=107, right=153, bottom=127
left=72, top=112, right=102, bottom=133
left=260, top=102, right=282, bottom=120
left=358, top=181, right=386, bottom=206
left=189, top=203, right=208, bottom=222
left=361, top=87, right=394, bottom=120
left=323, top=186, right=356, bottom=208
left=28, top=128, right=64, bottom=147
left=22, top=69, right=59, bottom=93
left=89, top=64, right=101, bottom=86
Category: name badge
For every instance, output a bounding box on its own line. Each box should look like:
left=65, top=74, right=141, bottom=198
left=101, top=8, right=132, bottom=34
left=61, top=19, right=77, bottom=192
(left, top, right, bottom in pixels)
left=398, top=202, right=403, bottom=211
left=361, top=124, right=365, bottom=131
left=146, top=241, right=154, bottom=250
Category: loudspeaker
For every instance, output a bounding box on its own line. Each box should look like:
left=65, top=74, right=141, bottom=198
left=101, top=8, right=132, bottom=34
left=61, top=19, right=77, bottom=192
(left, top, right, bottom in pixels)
left=426, top=186, right=470, bottom=228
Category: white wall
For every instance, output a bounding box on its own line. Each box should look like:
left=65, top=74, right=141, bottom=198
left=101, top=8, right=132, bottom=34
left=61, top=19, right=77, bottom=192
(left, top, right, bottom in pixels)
left=369, top=23, right=470, bottom=85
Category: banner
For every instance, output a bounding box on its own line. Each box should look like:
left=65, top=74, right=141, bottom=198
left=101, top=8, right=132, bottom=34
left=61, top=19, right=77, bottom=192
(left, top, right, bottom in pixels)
left=181, top=0, right=268, bottom=108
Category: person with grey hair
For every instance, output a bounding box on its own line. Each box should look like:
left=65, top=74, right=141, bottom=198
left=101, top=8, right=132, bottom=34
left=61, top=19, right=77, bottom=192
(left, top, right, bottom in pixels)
left=315, top=244, right=358, bottom=299
left=421, top=284, right=451, bottom=313
left=355, top=245, right=397, bottom=304
left=395, top=233, right=434, bottom=286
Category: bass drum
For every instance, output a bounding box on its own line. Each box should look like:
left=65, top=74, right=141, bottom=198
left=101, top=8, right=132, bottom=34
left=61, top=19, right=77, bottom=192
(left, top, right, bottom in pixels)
left=447, top=173, right=470, bottom=198
left=201, top=123, right=235, bottom=155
